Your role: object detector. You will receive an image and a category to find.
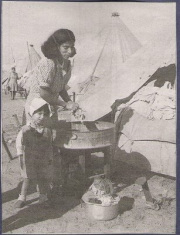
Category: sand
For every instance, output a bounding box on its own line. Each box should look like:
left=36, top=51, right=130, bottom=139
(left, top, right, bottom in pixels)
left=1, top=93, right=176, bottom=234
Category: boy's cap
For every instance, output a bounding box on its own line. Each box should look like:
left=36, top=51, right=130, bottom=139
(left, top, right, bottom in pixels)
left=29, top=98, right=52, bottom=116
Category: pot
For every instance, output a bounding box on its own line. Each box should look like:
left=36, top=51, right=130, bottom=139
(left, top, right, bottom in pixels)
left=85, top=202, right=120, bottom=221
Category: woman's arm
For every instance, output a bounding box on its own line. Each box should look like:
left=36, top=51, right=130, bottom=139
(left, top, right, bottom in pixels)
left=40, top=87, right=66, bottom=107
left=59, top=89, right=71, bottom=102
left=59, top=89, right=80, bottom=111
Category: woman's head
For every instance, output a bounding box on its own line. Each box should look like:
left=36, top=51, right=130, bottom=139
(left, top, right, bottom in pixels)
left=41, top=29, right=76, bottom=60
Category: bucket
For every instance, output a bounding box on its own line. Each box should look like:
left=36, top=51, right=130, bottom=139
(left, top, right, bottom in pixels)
left=85, top=202, right=120, bottom=221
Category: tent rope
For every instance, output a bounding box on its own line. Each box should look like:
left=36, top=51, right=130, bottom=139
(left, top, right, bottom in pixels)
left=91, top=30, right=111, bottom=77
left=79, top=30, right=111, bottom=94
left=27, top=42, right=32, bottom=71
left=76, top=14, right=142, bottom=96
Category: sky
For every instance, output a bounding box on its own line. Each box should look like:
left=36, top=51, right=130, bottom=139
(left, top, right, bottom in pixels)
left=1, top=1, right=176, bottom=68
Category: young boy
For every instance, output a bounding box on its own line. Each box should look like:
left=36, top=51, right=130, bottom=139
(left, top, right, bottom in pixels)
left=15, top=98, right=53, bottom=208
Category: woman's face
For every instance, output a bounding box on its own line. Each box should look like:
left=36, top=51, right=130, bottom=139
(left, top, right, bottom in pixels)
left=58, top=41, right=75, bottom=60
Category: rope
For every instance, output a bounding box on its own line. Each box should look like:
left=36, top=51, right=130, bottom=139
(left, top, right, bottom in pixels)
left=91, top=30, right=110, bottom=77
left=79, top=30, right=111, bottom=94
left=27, top=42, right=32, bottom=71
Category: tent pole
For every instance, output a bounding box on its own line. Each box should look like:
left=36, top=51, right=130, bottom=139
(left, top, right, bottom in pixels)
left=2, top=133, right=13, bottom=161
left=27, top=42, right=32, bottom=70
left=91, top=31, right=111, bottom=78
left=80, top=31, right=111, bottom=94
left=11, top=47, right=16, bottom=64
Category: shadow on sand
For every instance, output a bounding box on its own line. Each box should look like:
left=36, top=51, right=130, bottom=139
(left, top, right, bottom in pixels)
left=2, top=196, right=80, bottom=233
left=2, top=154, right=174, bottom=233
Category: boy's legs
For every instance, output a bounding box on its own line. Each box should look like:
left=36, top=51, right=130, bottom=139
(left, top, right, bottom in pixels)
left=21, top=178, right=30, bottom=195
left=37, top=177, right=50, bottom=204
left=37, top=159, right=51, bottom=204
left=15, top=154, right=35, bottom=208
left=15, top=178, right=30, bottom=208
left=38, top=178, right=49, bottom=194
left=50, top=147, right=64, bottom=191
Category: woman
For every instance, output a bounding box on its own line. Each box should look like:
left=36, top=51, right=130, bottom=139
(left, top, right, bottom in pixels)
left=7, top=66, right=19, bottom=100
left=25, top=28, right=79, bottom=125
left=24, top=29, right=79, bottom=201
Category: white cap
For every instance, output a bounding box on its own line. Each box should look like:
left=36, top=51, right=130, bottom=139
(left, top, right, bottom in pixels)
left=29, top=98, right=52, bottom=116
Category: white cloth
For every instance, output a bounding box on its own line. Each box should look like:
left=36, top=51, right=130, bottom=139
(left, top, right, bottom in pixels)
left=117, top=86, right=175, bottom=120
left=29, top=97, right=52, bottom=117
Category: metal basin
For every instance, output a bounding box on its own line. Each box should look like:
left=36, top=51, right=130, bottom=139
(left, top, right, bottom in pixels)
left=53, top=121, right=115, bottom=149
left=85, top=202, right=120, bottom=221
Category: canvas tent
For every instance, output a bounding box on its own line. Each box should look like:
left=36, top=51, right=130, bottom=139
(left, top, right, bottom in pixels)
left=68, top=14, right=176, bottom=177
left=69, top=12, right=142, bottom=96
left=16, top=44, right=41, bottom=90
left=2, top=44, right=41, bottom=89
left=69, top=21, right=175, bottom=121
left=17, top=44, right=41, bottom=76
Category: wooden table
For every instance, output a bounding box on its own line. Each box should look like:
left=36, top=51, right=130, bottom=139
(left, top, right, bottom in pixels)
left=53, top=145, right=113, bottom=179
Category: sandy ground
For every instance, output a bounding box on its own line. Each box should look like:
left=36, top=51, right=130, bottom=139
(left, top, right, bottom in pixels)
left=1, top=92, right=176, bottom=234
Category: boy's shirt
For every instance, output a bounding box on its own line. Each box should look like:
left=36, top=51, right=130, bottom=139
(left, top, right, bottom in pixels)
left=16, top=123, right=53, bottom=162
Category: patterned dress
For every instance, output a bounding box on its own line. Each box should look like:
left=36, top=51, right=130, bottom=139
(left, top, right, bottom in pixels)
left=25, top=57, right=71, bottom=124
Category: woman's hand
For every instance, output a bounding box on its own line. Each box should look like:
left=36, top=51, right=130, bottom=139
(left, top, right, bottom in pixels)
left=65, top=101, right=79, bottom=111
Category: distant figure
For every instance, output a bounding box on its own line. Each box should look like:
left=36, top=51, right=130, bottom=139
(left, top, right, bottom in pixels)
left=6, top=66, right=19, bottom=100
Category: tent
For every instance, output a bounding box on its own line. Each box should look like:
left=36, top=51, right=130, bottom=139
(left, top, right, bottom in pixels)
left=2, top=44, right=41, bottom=95
left=69, top=12, right=142, bottom=96
left=2, top=44, right=41, bottom=87
left=15, top=44, right=41, bottom=91
left=69, top=19, right=176, bottom=121
left=17, top=44, right=41, bottom=76
left=68, top=14, right=176, bottom=177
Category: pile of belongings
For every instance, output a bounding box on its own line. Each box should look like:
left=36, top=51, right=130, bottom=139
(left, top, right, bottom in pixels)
left=115, top=81, right=175, bottom=121
left=82, top=174, right=120, bottom=206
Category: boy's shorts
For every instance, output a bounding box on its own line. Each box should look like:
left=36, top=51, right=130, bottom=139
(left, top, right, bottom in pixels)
left=20, top=155, right=53, bottom=180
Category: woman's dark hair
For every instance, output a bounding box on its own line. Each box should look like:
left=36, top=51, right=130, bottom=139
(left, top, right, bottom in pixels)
left=41, top=29, right=75, bottom=59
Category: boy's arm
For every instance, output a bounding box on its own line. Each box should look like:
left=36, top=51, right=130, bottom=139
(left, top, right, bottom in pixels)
left=16, top=130, right=24, bottom=156
left=16, top=130, right=25, bottom=169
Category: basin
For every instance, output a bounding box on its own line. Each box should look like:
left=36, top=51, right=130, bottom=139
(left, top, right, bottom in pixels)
left=53, top=121, right=115, bottom=149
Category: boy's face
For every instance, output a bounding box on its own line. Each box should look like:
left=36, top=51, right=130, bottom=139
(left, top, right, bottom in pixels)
left=31, top=110, right=46, bottom=125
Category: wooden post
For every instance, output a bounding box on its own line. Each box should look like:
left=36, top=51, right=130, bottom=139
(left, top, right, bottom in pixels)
left=12, top=114, right=21, bottom=131
left=72, top=92, right=76, bottom=102
left=2, top=133, right=13, bottom=161
left=103, top=146, right=111, bottom=179
left=135, top=177, right=153, bottom=203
